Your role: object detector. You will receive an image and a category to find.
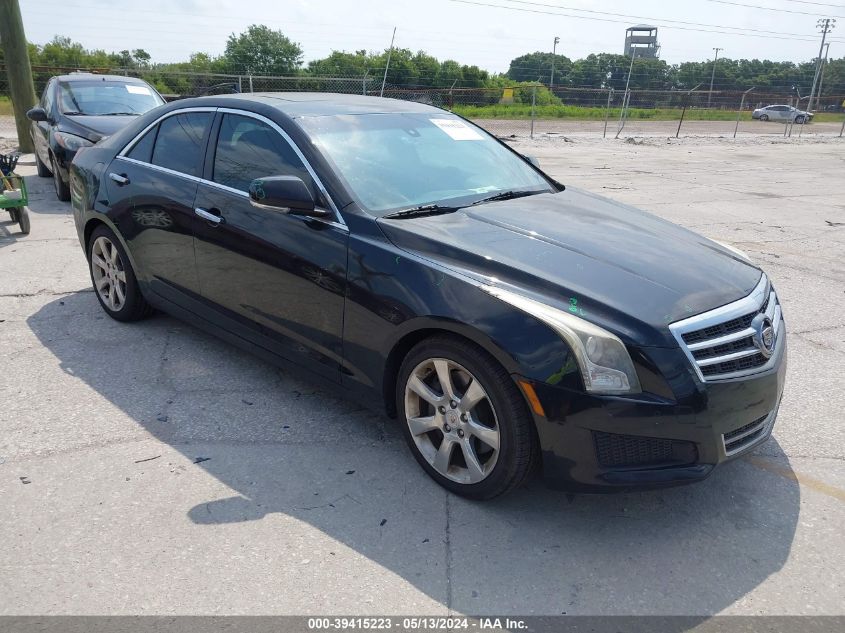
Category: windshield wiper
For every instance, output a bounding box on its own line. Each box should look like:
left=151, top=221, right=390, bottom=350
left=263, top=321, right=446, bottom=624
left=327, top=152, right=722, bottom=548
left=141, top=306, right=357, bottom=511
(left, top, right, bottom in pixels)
left=101, top=112, right=140, bottom=116
left=382, top=204, right=460, bottom=220
left=62, top=111, right=87, bottom=116
left=468, top=190, right=542, bottom=207
left=382, top=190, right=544, bottom=219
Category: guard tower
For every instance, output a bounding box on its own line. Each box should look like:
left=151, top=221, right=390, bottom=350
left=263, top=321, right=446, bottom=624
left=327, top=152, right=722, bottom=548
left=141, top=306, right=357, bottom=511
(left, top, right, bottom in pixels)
left=624, top=25, right=660, bottom=58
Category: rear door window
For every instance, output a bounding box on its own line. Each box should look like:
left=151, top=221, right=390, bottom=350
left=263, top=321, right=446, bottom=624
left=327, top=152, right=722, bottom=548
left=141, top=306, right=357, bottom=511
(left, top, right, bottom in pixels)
left=151, top=112, right=212, bottom=177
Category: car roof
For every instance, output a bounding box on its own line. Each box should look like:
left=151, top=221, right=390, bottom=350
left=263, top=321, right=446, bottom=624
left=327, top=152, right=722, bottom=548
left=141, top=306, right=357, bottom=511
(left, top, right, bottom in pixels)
left=54, top=73, right=152, bottom=85
left=174, top=92, right=445, bottom=118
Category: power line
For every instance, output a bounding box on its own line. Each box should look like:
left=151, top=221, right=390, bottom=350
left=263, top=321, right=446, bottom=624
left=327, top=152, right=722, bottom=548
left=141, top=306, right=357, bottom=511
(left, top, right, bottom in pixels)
left=498, top=0, right=840, bottom=34
left=447, top=0, right=845, bottom=42
left=705, top=0, right=845, bottom=17
left=782, top=1, right=845, bottom=8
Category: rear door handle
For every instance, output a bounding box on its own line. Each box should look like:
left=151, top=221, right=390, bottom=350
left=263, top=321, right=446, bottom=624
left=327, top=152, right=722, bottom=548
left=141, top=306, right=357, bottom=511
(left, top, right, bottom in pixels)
left=108, top=172, right=130, bottom=186
left=195, top=207, right=223, bottom=224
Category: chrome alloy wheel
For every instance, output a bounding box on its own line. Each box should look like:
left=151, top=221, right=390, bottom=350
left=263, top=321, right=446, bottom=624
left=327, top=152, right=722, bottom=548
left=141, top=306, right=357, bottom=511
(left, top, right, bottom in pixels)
left=403, top=358, right=501, bottom=484
left=91, top=236, right=127, bottom=311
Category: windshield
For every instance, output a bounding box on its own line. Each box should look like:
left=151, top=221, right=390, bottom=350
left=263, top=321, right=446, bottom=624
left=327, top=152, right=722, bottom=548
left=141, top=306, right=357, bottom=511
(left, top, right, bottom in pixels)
left=298, top=113, right=554, bottom=214
left=58, top=80, right=164, bottom=116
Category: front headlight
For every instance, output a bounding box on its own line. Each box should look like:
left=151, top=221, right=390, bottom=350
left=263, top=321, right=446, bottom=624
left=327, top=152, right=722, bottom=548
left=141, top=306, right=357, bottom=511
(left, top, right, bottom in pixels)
left=54, top=132, right=94, bottom=152
left=481, top=285, right=642, bottom=395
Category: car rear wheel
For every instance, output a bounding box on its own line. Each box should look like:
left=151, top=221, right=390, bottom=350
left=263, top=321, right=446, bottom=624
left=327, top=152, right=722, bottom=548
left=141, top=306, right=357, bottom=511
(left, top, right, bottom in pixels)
left=88, top=225, right=153, bottom=322
left=51, top=155, right=71, bottom=202
left=397, top=335, right=537, bottom=499
left=35, top=153, right=51, bottom=177
left=760, top=114, right=769, bottom=121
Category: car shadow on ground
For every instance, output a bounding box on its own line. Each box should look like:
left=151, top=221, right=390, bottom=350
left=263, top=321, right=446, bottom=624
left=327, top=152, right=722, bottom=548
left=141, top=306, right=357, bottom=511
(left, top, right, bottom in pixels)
left=27, top=291, right=800, bottom=616
left=0, top=214, right=26, bottom=242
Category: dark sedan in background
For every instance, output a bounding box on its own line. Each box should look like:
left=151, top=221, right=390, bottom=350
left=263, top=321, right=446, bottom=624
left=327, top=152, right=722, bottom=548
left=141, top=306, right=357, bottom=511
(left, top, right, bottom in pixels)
left=68, top=93, right=786, bottom=499
left=26, top=73, right=164, bottom=201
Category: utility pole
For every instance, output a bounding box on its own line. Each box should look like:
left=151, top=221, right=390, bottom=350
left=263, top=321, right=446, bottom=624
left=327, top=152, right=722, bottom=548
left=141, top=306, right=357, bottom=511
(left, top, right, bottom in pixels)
left=549, top=36, right=560, bottom=88
left=708, top=47, right=723, bottom=108
left=0, top=0, right=38, bottom=152
left=807, top=18, right=835, bottom=113
left=616, top=49, right=638, bottom=139
left=815, top=42, right=831, bottom=111
left=380, top=27, right=396, bottom=98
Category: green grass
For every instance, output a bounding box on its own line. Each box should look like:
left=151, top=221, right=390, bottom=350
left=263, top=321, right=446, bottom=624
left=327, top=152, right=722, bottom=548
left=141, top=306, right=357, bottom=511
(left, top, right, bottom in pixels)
left=453, top=103, right=843, bottom=122
left=0, top=97, right=13, bottom=116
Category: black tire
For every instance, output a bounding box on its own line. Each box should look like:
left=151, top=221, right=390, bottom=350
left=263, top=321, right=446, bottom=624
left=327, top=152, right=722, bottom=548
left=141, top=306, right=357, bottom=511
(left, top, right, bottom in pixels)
left=8, top=208, right=20, bottom=223
left=760, top=114, right=769, bottom=121
left=51, top=154, right=71, bottom=202
left=16, top=208, right=30, bottom=235
left=35, top=152, right=51, bottom=177
left=396, top=334, right=538, bottom=500
left=795, top=115, right=806, bottom=124
left=87, top=225, right=153, bottom=322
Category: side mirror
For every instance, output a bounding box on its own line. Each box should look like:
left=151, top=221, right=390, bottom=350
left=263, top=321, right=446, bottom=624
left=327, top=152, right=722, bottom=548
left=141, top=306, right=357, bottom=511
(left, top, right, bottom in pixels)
left=26, top=107, right=49, bottom=122
left=248, top=176, right=328, bottom=217
left=523, top=154, right=541, bottom=169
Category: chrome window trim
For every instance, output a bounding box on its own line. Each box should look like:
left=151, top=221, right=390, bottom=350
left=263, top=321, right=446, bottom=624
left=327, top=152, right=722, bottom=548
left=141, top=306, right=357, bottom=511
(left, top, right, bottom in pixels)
left=118, top=106, right=218, bottom=159
left=115, top=155, right=204, bottom=184
left=669, top=274, right=785, bottom=382
left=115, top=106, right=347, bottom=231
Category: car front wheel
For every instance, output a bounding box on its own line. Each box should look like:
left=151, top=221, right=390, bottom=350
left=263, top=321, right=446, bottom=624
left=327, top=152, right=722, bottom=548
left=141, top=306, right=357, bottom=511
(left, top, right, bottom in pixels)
left=88, top=225, right=153, bottom=322
left=397, top=335, right=537, bottom=499
left=35, top=152, right=51, bottom=177
left=51, top=155, right=71, bottom=201
left=760, top=114, right=769, bottom=121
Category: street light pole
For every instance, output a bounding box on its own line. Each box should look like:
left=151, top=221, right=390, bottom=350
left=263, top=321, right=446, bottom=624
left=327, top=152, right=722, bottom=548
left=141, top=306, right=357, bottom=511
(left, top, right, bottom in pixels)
left=549, top=36, right=560, bottom=88
left=807, top=18, right=835, bottom=113
left=708, top=47, right=722, bottom=108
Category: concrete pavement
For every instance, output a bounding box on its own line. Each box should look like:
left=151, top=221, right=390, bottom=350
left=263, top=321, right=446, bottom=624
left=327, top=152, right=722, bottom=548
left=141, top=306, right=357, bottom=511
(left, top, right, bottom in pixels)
left=1, top=136, right=843, bottom=615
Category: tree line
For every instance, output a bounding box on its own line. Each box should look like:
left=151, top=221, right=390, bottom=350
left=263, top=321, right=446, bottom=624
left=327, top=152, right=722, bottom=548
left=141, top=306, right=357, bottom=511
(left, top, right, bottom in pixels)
left=2, top=25, right=843, bottom=105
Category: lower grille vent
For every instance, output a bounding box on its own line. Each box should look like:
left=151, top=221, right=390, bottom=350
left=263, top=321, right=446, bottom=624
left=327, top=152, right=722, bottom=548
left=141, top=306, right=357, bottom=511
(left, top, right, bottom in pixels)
left=723, top=413, right=771, bottom=456
left=594, top=431, right=697, bottom=468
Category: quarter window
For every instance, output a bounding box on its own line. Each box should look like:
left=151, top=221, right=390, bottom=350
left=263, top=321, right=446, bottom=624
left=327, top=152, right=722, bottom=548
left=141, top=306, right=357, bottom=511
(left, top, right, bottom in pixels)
left=127, top=126, right=157, bottom=163
left=213, top=114, right=312, bottom=193
left=150, top=112, right=212, bottom=177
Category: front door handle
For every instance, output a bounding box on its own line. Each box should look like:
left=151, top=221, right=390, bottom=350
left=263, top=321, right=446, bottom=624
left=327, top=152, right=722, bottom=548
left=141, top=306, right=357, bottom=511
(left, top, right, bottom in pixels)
left=108, top=172, right=130, bottom=186
left=195, top=207, right=223, bottom=224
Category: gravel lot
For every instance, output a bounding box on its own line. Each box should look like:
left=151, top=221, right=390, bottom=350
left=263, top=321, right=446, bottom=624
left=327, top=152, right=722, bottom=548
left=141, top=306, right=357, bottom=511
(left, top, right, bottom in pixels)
left=1, top=135, right=844, bottom=616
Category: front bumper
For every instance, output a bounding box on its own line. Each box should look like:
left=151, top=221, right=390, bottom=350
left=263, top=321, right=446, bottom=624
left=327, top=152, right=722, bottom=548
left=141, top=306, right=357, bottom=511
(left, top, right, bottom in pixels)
left=522, top=326, right=787, bottom=492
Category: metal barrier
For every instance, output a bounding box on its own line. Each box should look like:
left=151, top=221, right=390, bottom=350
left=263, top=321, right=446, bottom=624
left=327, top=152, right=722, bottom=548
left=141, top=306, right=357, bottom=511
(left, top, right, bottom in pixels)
left=2, top=66, right=844, bottom=145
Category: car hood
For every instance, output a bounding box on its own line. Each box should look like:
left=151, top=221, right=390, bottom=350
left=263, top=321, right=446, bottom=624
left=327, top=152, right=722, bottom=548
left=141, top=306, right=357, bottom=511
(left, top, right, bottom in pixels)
left=377, top=188, right=762, bottom=347
left=60, top=114, right=140, bottom=142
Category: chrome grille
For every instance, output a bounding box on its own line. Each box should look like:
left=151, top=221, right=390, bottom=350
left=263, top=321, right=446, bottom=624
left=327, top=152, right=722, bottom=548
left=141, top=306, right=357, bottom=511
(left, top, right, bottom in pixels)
left=669, top=274, right=783, bottom=381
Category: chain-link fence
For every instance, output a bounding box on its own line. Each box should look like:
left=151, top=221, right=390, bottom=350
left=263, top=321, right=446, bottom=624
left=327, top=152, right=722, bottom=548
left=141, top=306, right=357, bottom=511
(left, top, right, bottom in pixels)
left=2, top=65, right=845, bottom=145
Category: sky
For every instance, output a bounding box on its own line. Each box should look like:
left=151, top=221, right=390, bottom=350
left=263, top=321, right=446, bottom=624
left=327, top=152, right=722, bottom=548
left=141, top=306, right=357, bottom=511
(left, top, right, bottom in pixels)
left=20, top=0, right=845, bottom=71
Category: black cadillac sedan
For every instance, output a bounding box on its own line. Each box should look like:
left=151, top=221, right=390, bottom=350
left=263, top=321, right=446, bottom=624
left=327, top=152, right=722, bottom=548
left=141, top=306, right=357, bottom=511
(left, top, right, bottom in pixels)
left=69, top=93, right=786, bottom=499
left=26, top=73, right=164, bottom=201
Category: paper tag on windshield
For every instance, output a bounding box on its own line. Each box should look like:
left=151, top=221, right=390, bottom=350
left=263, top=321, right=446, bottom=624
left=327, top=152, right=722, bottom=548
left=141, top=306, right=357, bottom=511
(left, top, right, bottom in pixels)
left=430, top=118, right=483, bottom=141
left=126, top=85, right=151, bottom=95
